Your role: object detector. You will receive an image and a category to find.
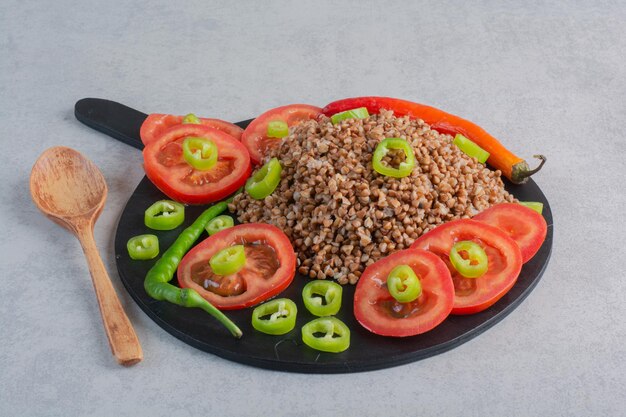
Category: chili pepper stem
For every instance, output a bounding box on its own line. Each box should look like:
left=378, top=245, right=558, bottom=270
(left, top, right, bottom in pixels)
left=511, top=155, right=547, bottom=184
left=182, top=289, right=243, bottom=338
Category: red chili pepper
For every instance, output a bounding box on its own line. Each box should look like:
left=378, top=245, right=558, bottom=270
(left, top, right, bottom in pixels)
left=322, top=97, right=546, bottom=184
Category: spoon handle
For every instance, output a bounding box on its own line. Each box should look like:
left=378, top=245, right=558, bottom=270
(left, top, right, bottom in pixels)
left=77, top=226, right=143, bottom=366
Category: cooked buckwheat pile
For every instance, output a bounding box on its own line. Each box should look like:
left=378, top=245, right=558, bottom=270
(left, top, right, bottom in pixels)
left=230, top=110, right=515, bottom=284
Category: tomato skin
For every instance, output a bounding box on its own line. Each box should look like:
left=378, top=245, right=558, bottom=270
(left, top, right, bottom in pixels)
left=472, top=203, right=547, bottom=264
left=143, top=124, right=251, bottom=205
left=140, top=113, right=244, bottom=146
left=353, top=249, right=454, bottom=337
left=411, top=219, right=523, bottom=315
left=178, top=223, right=296, bottom=310
left=241, top=104, right=322, bottom=164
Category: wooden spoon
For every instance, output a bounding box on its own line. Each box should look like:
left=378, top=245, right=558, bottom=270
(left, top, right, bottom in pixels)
left=30, top=146, right=143, bottom=366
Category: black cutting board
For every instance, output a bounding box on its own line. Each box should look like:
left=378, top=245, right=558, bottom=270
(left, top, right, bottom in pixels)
left=75, top=98, right=554, bottom=373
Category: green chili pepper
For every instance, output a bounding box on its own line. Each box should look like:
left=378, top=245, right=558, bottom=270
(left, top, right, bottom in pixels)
left=372, top=138, right=416, bottom=178
left=182, top=113, right=201, bottom=124
left=301, top=317, right=350, bottom=353
left=182, top=137, right=218, bottom=171
left=210, top=245, right=246, bottom=276
left=127, top=234, right=159, bottom=260
left=267, top=120, right=289, bottom=138
left=251, top=298, right=297, bottom=335
left=144, top=202, right=242, bottom=338
left=144, top=200, right=185, bottom=231
left=302, top=281, right=343, bottom=316
left=205, top=215, right=234, bottom=236
left=386, top=265, right=422, bottom=303
left=245, top=157, right=282, bottom=200
left=453, top=134, right=490, bottom=164
left=330, top=107, right=369, bottom=124
left=449, top=240, right=489, bottom=278
left=519, top=201, right=544, bottom=214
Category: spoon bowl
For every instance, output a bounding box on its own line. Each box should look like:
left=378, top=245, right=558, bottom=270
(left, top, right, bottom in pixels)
left=30, top=146, right=143, bottom=366
left=30, top=147, right=106, bottom=229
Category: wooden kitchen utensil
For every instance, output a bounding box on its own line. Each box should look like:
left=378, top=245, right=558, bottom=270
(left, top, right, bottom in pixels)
left=30, top=146, right=143, bottom=366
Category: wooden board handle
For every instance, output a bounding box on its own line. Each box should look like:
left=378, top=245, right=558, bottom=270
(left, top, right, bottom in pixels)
left=74, top=98, right=148, bottom=150
left=77, top=226, right=143, bottom=366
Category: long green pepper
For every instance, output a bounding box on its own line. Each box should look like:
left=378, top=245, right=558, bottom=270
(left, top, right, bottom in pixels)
left=143, top=201, right=243, bottom=338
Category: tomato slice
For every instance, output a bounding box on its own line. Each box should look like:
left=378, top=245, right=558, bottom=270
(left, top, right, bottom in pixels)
left=472, top=203, right=547, bottom=264
left=410, top=219, right=522, bottom=315
left=353, top=249, right=454, bottom=337
left=178, top=223, right=296, bottom=309
left=241, top=104, right=322, bottom=164
left=140, top=113, right=244, bottom=146
left=143, top=124, right=251, bottom=205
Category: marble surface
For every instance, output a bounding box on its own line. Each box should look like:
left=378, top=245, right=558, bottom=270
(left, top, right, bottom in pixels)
left=1, top=0, right=625, bottom=416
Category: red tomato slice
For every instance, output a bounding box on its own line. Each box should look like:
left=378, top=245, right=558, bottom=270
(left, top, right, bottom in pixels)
left=143, top=124, right=251, bottom=204
left=178, top=223, right=296, bottom=310
left=472, top=203, right=547, bottom=263
left=410, top=219, right=522, bottom=315
left=140, top=114, right=244, bottom=146
left=353, top=249, right=454, bottom=337
left=241, top=104, right=322, bottom=164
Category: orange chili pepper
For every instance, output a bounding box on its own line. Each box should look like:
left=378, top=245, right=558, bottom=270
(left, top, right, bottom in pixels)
left=322, top=97, right=546, bottom=184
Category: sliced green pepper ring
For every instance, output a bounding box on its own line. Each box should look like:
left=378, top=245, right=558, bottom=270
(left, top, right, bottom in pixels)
left=182, top=113, right=201, bottom=124
left=251, top=298, right=298, bottom=335
left=127, top=234, right=159, bottom=260
left=209, top=245, right=246, bottom=276
left=267, top=120, right=289, bottom=138
left=330, top=107, right=369, bottom=124
left=182, top=136, right=218, bottom=171
left=205, top=215, right=235, bottom=236
left=386, top=265, right=422, bottom=303
left=453, top=134, right=490, bottom=164
left=245, top=157, right=282, bottom=200
left=372, top=137, right=416, bottom=178
left=519, top=201, right=544, bottom=214
left=302, top=280, right=343, bottom=316
left=144, top=200, right=185, bottom=230
left=301, top=317, right=350, bottom=353
left=449, top=240, right=489, bottom=278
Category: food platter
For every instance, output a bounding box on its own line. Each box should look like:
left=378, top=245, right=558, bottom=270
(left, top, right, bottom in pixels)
left=75, top=98, right=553, bottom=373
